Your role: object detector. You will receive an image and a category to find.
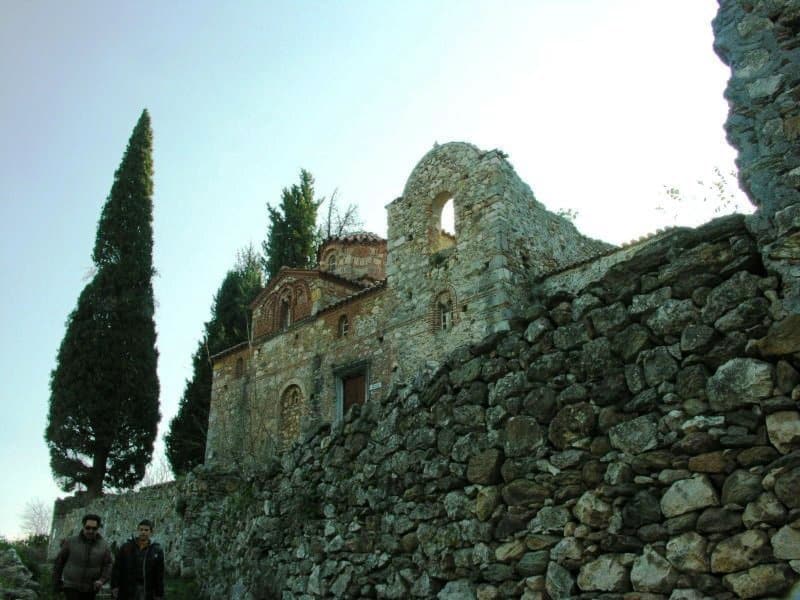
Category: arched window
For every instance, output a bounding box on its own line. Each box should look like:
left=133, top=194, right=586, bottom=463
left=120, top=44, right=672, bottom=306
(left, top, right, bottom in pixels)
left=430, top=192, right=456, bottom=252
left=439, top=298, right=453, bottom=330
left=433, top=290, right=456, bottom=331
left=235, top=357, right=244, bottom=377
left=440, top=197, right=455, bottom=236
left=280, top=385, right=304, bottom=447
left=338, top=314, right=349, bottom=337
left=327, top=253, right=337, bottom=273
left=279, top=298, right=292, bottom=330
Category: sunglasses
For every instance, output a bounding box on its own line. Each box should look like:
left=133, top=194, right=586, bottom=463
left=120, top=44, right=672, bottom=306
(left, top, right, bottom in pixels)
left=84, top=526, right=99, bottom=531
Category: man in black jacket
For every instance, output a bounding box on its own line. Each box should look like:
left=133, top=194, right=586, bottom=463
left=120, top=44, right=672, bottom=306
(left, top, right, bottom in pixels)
left=110, top=519, right=164, bottom=600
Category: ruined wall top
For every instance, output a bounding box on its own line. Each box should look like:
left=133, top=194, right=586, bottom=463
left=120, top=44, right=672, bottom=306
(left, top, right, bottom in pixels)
left=713, top=1, right=800, bottom=223
left=713, top=0, right=800, bottom=312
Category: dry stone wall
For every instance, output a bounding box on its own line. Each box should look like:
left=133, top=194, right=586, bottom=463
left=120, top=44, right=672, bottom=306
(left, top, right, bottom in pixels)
left=173, top=214, right=800, bottom=599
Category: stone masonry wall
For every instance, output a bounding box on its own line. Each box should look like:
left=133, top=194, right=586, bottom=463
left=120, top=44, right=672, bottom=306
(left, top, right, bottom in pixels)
left=173, top=213, right=800, bottom=599
left=385, top=143, right=608, bottom=382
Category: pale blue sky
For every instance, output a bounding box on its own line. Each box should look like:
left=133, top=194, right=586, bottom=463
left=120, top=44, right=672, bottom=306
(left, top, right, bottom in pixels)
left=0, top=1, right=747, bottom=538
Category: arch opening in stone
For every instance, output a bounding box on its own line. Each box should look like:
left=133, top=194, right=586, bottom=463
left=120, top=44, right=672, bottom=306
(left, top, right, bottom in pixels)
left=430, top=192, right=456, bottom=252
left=279, top=384, right=304, bottom=447
left=280, top=298, right=292, bottom=330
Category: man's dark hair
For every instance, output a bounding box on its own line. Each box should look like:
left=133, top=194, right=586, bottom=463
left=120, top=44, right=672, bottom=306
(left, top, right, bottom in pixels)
left=138, top=519, right=154, bottom=529
left=82, top=514, right=102, bottom=527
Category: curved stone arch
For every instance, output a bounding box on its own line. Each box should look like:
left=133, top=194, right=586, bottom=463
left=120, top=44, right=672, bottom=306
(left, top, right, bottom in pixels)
left=402, top=141, right=482, bottom=200
left=399, top=142, right=486, bottom=255
left=278, top=381, right=307, bottom=448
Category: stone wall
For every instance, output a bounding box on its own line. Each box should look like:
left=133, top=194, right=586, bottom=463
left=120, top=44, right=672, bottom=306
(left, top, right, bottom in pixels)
left=713, top=0, right=800, bottom=311
left=385, top=143, right=608, bottom=377
left=170, top=213, right=800, bottom=599
left=51, top=5, right=800, bottom=596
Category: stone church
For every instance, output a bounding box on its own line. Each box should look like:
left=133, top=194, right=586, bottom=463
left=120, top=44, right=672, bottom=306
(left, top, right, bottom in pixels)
left=205, top=142, right=608, bottom=463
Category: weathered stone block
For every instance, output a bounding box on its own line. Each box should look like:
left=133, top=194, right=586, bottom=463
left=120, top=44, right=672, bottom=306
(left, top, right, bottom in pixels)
left=609, top=415, right=658, bottom=455
left=706, top=358, right=774, bottom=411
left=467, top=449, right=503, bottom=485
left=631, top=545, right=678, bottom=593
left=573, top=491, right=612, bottom=529
left=721, top=469, right=763, bottom=506
left=775, top=466, right=800, bottom=509
left=666, top=532, right=709, bottom=573
left=766, top=410, right=800, bottom=454
left=742, top=492, right=787, bottom=528
left=642, top=346, right=680, bottom=387
left=545, top=562, right=574, bottom=600
left=722, top=563, right=793, bottom=599
left=710, top=529, right=771, bottom=573
left=646, top=299, right=699, bottom=337
left=577, top=554, right=630, bottom=592
left=502, top=480, right=550, bottom=506
left=504, top=416, right=544, bottom=458
left=661, top=476, right=719, bottom=518
left=548, top=402, right=596, bottom=449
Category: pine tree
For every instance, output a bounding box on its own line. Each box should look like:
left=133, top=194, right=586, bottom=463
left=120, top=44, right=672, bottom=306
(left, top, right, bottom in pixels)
left=46, top=110, right=159, bottom=497
left=166, top=247, right=263, bottom=474
left=261, top=170, right=321, bottom=279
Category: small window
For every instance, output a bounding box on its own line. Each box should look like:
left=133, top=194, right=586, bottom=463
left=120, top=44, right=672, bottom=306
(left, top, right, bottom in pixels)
left=280, top=385, right=304, bottom=447
left=430, top=192, right=456, bottom=252
left=439, top=298, right=453, bottom=330
left=235, top=357, right=244, bottom=377
left=328, top=253, right=337, bottom=272
left=433, top=290, right=456, bottom=332
left=440, top=197, right=455, bottom=236
left=338, top=314, right=349, bottom=337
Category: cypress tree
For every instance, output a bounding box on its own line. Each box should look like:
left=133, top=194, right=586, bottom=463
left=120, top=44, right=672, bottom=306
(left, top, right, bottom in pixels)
left=261, top=169, right=321, bottom=279
left=166, top=248, right=263, bottom=474
left=46, top=110, right=159, bottom=497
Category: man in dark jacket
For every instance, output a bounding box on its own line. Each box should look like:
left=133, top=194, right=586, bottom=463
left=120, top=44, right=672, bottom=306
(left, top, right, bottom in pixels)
left=53, top=513, right=113, bottom=600
left=110, top=519, right=164, bottom=600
